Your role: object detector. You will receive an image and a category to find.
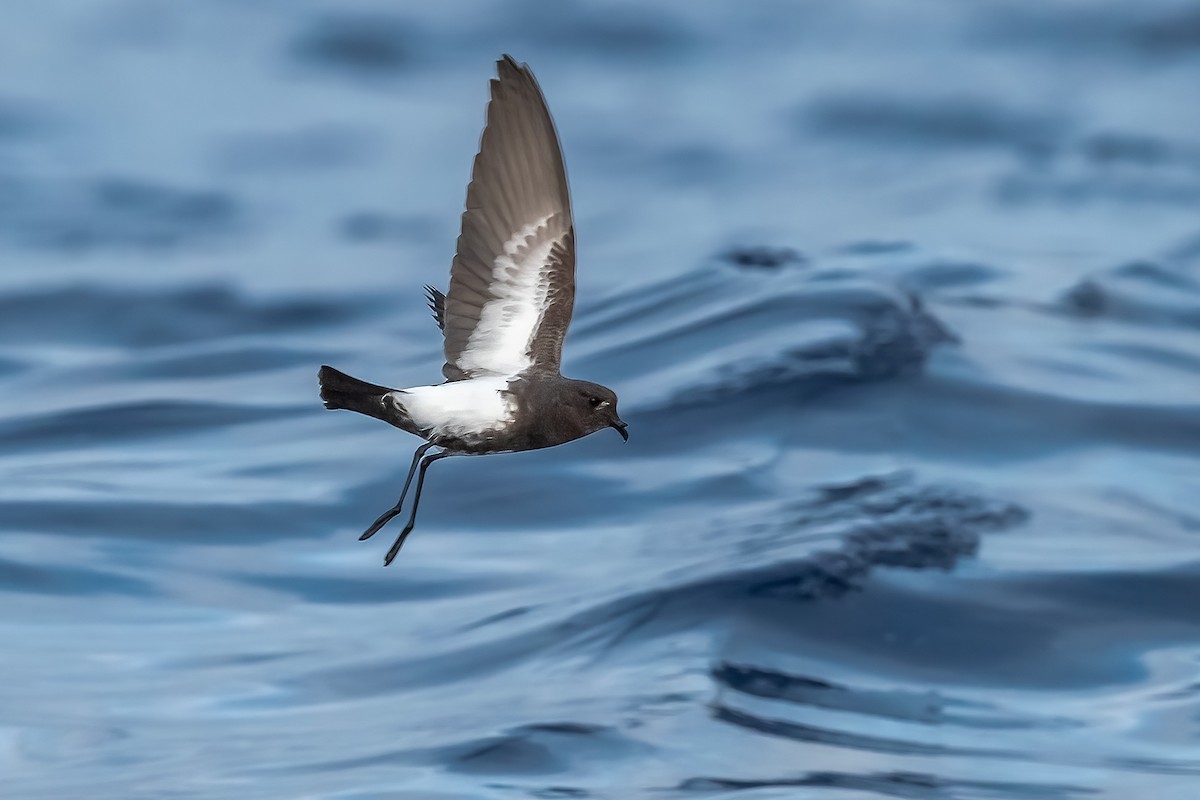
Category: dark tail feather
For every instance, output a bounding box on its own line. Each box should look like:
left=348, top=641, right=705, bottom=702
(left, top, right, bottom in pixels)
left=318, top=365, right=396, bottom=423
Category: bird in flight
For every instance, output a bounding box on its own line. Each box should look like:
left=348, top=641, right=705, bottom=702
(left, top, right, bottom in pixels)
left=319, top=55, right=628, bottom=566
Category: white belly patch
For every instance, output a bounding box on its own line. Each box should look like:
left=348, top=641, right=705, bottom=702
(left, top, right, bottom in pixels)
left=389, top=377, right=515, bottom=441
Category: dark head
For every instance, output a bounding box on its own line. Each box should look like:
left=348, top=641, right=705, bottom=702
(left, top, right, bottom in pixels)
left=566, top=380, right=628, bottom=442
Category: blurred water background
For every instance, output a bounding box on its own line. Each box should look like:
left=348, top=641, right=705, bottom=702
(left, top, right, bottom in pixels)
left=2, top=1, right=1200, bottom=798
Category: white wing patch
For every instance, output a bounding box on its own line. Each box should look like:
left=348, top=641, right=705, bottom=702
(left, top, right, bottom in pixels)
left=389, top=377, right=515, bottom=441
left=457, top=214, right=557, bottom=376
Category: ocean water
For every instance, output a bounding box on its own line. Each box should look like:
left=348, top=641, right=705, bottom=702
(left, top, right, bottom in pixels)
left=2, top=1, right=1199, bottom=798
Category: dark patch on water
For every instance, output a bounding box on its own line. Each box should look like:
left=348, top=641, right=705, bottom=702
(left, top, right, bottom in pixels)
left=0, top=284, right=378, bottom=347
left=980, top=4, right=1200, bottom=61
left=678, top=770, right=1096, bottom=799
left=751, top=476, right=1026, bottom=600
left=719, top=245, right=806, bottom=270
left=238, top=570, right=521, bottom=606
left=710, top=703, right=1018, bottom=759
left=0, top=400, right=299, bottom=453
left=444, top=723, right=641, bottom=776
left=0, top=557, right=155, bottom=598
left=802, top=94, right=1062, bottom=155
left=339, top=211, right=431, bottom=244
left=1008, top=565, right=1200, bottom=629
left=838, top=240, right=916, bottom=256
left=509, top=6, right=697, bottom=60
left=0, top=96, right=51, bottom=140
left=0, top=496, right=338, bottom=543
left=674, top=284, right=957, bottom=405
left=0, top=175, right=241, bottom=252
left=0, top=354, right=27, bottom=377
left=121, top=346, right=319, bottom=380
left=713, top=663, right=1076, bottom=730
left=289, top=14, right=414, bottom=80
left=897, top=261, right=1003, bottom=293
left=1133, top=6, right=1200, bottom=55
left=851, top=292, right=959, bottom=378
left=995, top=171, right=1200, bottom=208
left=529, top=788, right=590, bottom=799
left=992, top=126, right=1200, bottom=209
left=1081, top=132, right=1200, bottom=170
left=1057, top=261, right=1200, bottom=327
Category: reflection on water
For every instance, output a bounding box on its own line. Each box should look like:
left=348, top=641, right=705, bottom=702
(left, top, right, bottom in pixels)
left=2, top=1, right=1199, bottom=798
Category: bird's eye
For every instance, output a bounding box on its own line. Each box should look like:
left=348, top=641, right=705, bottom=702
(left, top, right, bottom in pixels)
left=589, top=396, right=602, bottom=407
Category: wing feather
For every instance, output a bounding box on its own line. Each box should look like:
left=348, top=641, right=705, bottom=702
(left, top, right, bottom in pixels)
left=439, top=55, right=575, bottom=381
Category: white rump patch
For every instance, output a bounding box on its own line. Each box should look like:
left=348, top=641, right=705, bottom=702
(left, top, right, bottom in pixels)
left=390, top=377, right=515, bottom=441
left=458, top=214, right=556, bottom=376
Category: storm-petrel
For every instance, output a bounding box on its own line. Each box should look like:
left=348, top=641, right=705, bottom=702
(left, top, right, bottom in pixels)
left=319, top=55, right=628, bottom=565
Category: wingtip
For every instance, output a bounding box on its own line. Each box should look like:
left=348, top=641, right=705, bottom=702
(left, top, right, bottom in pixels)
left=497, top=53, right=530, bottom=80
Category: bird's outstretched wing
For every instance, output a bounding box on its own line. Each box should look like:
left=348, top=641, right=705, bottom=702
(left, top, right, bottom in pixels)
left=439, top=55, right=575, bottom=381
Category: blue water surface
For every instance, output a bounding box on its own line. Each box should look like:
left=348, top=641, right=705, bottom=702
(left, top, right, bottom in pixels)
left=2, top=2, right=1199, bottom=798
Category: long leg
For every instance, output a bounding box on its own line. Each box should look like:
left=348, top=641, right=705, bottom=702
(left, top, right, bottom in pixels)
left=383, top=451, right=455, bottom=566
left=359, top=442, right=434, bottom=542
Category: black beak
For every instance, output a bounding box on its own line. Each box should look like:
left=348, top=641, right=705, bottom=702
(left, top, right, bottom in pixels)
left=610, top=419, right=629, bottom=442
